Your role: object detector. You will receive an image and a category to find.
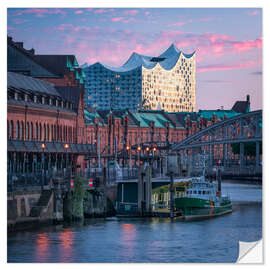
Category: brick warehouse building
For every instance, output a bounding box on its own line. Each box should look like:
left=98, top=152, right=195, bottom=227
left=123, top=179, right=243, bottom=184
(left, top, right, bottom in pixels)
left=7, top=36, right=250, bottom=175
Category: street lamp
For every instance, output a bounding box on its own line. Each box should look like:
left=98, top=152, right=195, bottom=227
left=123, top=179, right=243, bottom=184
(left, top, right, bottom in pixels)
left=41, top=143, right=46, bottom=189
left=137, top=146, right=141, bottom=167
left=64, top=143, right=69, bottom=176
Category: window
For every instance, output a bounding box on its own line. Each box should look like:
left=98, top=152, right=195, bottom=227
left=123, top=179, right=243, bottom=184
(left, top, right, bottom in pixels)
left=43, top=123, right=46, bottom=141
left=35, top=123, right=38, bottom=140
left=39, top=123, right=42, bottom=141
left=26, top=122, right=29, bottom=140
left=10, top=120, right=14, bottom=139
left=16, top=121, right=20, bottom=139
left=47, top=124, right=50, bottom=141
left=30, top=122, right=33, bottom=140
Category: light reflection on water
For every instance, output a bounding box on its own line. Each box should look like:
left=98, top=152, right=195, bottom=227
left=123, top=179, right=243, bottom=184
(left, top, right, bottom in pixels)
left=8, top=182, right=262, bottom=263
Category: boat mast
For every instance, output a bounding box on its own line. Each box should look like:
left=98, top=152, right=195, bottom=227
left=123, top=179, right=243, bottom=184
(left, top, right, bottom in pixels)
left=202, top=149, right=206, bottom=179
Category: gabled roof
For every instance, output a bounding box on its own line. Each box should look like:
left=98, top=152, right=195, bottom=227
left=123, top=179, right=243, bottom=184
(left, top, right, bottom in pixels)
left=8, top=36, right=57, bottom=78
left=165, top=112, right=198, bottom=127
left=33, top=55, right=78, bottom=77
left=8, top=72, right=60, bottom=97
left=231, top=101, right=250, bottom=113
left=55, top=86, right=81, bottom=110
left=198, top=110, right=240, bottom=120
left=132, top=111, right=174, bottom=128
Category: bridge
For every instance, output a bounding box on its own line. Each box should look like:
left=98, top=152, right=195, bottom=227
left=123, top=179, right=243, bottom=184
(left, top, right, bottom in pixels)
left=171, top=110, right=262, bottom=173
left=113, top=110, right=262, bottom=176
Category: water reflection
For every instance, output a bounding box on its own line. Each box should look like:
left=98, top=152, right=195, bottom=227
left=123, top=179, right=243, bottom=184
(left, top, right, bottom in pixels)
left=120, top=223, right=136, bottom=259
left=8, top=182, right=262, bottom=263
left=59, top=228, right=74, bottom=262
left=35, top=232, right=49, bottom=262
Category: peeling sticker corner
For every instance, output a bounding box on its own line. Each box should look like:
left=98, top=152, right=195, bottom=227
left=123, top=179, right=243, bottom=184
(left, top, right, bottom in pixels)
left=237, top=239, right=263, bottom=263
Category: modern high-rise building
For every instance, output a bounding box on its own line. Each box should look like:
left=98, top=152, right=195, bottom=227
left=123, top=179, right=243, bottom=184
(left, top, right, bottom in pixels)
left=83, top=44, right=196, bottom=112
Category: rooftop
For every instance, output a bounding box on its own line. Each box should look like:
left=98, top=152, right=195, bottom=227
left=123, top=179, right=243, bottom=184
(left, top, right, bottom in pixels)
left=84, top=44, right=195, bottom=73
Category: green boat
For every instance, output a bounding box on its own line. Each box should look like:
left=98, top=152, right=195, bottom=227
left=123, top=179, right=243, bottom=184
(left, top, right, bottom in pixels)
left=175, top=159, right=232, bottom=220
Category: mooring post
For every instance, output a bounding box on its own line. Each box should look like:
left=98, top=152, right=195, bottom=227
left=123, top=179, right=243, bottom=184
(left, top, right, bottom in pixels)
left=103, top=167, right=107, bottom=217
left=138, top=166, right=145, bottom=216
left=145, top=166, right=152, bottom=215
left=169, top=172, right=174, bottom=220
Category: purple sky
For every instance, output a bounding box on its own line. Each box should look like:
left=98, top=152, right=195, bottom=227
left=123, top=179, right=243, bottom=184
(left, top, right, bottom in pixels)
left=7, top=8, right=262, bottom=111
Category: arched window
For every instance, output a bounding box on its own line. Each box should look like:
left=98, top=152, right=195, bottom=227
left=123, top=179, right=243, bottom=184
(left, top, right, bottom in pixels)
left=30, top=122, right=33, bottom=140
left=65, top=126, right=67, bottom=141
left=59, top=125, right=62, bottom=142
left=51, top=124, right=53, bottom=141
left=43, top=123, right=46, bottom=141
left=10, top=120, right=14, bottom=139
left=21, top=121, right=24, bottom=140
left=7, top=120, right=9, bottom=139
left=39, top=123, right=42, bottom=141
left=47, top=124, right=50, bottom=141
left=16, top=121, right=20, bottom=139
left=56, top=125, right=59, bottom=141
left=35, top=123, right=38, bottom=140
left=26, top=122, right=29, bottom=140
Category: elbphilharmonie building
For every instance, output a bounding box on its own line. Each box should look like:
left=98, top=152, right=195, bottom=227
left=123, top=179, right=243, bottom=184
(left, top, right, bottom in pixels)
left=83, top=44, right=196, bottom=112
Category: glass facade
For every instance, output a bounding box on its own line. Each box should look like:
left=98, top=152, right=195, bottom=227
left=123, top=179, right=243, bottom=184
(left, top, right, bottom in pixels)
left=83, top=44, right=196, bottom=112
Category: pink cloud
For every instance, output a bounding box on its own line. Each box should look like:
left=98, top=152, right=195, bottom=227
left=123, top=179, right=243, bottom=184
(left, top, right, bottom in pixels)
left=246, top=10, right=260, bottom=16
left=200, top=17, right=212, bottom=22
left=232, top=37, right=262, bottom=52
left=15, top=8, right=66, bottom=17
left=169, top=19, right=192, bottom=27
left=55, top=24, right=90, bottom=33
left=94, top=9, right=107, bottom=14
left=197, top=60, right=260, bottom=73
left=123, top=10, right=139, bottom=16
left=111, top=17, right=125, bottom=22
left=74, top=10, right=83, bottom=14
left=207, top=33, right=231, bottom=43
left=145, top=11, right=150, bottom=15
left=122, top=17, right=136, bottom=23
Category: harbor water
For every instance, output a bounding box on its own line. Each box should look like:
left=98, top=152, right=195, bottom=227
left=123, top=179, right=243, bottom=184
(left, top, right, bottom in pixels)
left=7, top=181, right=262, bottom=263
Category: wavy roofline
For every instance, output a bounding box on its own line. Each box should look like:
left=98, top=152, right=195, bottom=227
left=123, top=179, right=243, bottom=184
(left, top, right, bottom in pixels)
left=85, top=44, right=195, bottom=73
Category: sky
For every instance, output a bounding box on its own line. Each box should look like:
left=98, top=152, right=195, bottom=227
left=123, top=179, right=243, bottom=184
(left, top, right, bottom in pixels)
left=7, top=7, right=262, bottom=111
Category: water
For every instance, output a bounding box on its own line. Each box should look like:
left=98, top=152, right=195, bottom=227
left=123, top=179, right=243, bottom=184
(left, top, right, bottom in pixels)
left=7, top=182, right=262, bottom=263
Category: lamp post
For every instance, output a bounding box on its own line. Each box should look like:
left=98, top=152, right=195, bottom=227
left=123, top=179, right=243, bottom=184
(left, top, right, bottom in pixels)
left=64, top=143, right=69, bottom=177
left=41, top=143, right=46, bottom=189
left=137, top=146, right=141, bottom=167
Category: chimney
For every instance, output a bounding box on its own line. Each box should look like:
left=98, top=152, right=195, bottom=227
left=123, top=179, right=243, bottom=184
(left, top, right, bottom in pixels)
left=247, top=94, right=250, bottom=103
left=28, top=48, right=35, bottom=55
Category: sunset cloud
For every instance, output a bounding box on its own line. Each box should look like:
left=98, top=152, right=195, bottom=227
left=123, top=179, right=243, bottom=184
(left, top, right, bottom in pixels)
left=74, top=10, right=84, bottom=14
left=94, top=9, right=107, bottom=14
left=197, top=60, right=260, bottom=73
left=123, top=10, right=139, bottom=16
left=246, top=10, right=260, bottom=16
left=14, top=8, right=66, bottom=17
left=169, top=19, right=192, bottom=27
left=111, top=17, right=125, bottom=22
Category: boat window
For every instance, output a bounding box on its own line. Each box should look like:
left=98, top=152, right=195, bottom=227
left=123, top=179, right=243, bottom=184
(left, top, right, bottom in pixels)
left=203, top=191, right=206, bottom=194
left=198, top=191, right=201, bottom=194
left=194, top=190, right=197, bottom=194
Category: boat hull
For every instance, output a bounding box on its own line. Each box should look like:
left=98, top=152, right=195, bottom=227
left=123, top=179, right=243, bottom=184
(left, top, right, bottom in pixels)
left=175, top=197, right=232, bottom=220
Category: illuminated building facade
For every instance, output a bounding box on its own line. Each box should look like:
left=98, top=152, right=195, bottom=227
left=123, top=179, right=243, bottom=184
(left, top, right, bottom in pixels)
left=83, top=44, right=196, bottom=112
